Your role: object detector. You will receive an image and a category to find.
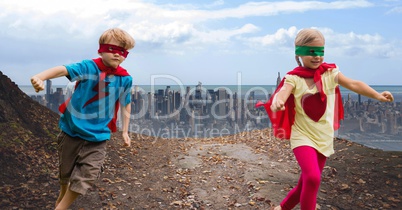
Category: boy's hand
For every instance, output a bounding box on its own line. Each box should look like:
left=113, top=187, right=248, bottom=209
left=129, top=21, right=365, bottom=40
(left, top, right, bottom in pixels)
left=380, top=91, right=394, bottom=102
left=122, top=132, right=131, bottom=147
left=30, top=76, right=45, bottom=93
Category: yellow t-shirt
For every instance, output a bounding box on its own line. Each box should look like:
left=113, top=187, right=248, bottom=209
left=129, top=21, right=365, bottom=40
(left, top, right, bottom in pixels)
left=284, top=68, right=340, bottom=157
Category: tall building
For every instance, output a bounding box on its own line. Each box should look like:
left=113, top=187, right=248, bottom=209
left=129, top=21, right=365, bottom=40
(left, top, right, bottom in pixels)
left=157, top=89, right=164, bottom=114
left=195, top=82, right=202, bottom=100
left=138, top=98, right=146, bottom=119
left=46, top=79, right=52, bottom=108
left=174, top=91, right=181, bottom=110
left=217, top=88, right=227, bottom=118
left=165, top=86, right=170, bottom=96
left=186, top=86, right=190, bottom=96
left=276, top=72, right=281, bottom=88
left=247, top=91, right=255, bottom=111
left=165, top=92, right=171, bottom=115
left=190, top=110, right=195, bottom=135
left=147, top=92, right=154, bottom=119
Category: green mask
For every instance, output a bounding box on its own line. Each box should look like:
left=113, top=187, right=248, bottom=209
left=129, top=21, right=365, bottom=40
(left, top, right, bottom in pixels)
left=295, top=46, right=325, bottom=56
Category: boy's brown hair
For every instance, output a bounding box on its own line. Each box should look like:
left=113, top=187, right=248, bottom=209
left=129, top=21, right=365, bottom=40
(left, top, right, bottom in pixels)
left=99, top=28, right=135, bottom=50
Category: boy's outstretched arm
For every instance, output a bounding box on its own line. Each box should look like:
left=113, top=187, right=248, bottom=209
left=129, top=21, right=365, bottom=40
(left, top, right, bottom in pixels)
left=120, top=103, right=131, bottom=147
left=30, top=66, right=69, bottom=92
left=336, top=72, right=394, bottom=102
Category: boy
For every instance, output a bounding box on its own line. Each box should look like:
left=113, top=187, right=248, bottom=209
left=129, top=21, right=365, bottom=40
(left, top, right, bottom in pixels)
left=30, top=28, right=135, bottom=209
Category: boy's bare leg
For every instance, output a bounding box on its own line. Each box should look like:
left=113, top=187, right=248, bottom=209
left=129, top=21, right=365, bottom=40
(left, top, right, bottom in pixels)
left=55, top=188, right=79, bottom=210
left=55, top=185, right=68, bottom=207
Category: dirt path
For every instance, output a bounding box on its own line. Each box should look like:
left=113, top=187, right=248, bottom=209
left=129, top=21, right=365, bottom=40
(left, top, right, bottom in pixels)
left=69, top=129, right=402, bottom=210
left=173, top=141, right=298, bottom=209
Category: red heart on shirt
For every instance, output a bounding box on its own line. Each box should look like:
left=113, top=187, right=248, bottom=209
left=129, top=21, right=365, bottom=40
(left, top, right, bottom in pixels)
left=301, top=93, right=327, bottom=122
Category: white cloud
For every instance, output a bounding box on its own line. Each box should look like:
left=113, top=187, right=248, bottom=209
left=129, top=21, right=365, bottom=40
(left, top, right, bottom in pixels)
left=196, top=0, right=373, bottom=19
left=238, top=26, right=401, bottom=59
left=260, top=27, right=298, bottom=46
left=204, top=0, right=225, bottom=8
left=0, top=0, right=375, bottom=40
left=132, top=21, right=195, bottom=44
left=193, top=24, right=260, bottom=47
left=322, top=28, right=383, bottom=45
left=0, top=0, right=400, bottom=86
left=386, top=6, right=402, bottom=14
left=0, top=0, right=400, bottom=73
left=319, top=28, right=399, bottom=58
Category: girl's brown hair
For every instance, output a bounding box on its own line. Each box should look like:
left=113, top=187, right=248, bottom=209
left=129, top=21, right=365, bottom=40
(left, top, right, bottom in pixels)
left=294, top=28, right=325, bottom=66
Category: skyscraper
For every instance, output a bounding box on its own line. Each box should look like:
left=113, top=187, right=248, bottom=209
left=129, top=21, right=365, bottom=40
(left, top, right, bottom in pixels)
left=46, top=79, right=52, bottom=108
left=276, top=72, right=281, bottom=88
left=217, top=88, right=227, bottom=118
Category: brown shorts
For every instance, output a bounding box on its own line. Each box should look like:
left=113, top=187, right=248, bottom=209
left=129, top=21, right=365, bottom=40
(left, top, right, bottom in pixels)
left=57, top=131, right=107, bottom=195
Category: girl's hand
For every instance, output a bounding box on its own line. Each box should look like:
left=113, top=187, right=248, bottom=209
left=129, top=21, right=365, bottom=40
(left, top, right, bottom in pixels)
left=30, top=76, right=44, bottom=92
left=270, top=99, right=285, bottom=112
left=380, top=91, right=394, bottom=102
left=270, top=83, right=292, bottom=112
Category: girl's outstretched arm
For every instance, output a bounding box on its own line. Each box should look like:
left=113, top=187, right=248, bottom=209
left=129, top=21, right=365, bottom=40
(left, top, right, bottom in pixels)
left=336, top=72, right=394, bottom=102
left=270, top=83, right=294, bottom=112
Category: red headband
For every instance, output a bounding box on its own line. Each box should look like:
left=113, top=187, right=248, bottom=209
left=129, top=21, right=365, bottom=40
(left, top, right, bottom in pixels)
left=98, top=44, right=129, bottom=58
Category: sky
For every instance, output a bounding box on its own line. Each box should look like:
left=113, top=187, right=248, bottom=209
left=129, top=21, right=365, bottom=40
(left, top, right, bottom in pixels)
left=0, top=0, right=401, bottom=87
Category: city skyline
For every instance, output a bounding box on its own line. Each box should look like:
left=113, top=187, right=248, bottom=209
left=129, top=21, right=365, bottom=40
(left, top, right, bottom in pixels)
left=0, top=0, right=401, bottom=86
left=31, top=81, right=402, bottom=142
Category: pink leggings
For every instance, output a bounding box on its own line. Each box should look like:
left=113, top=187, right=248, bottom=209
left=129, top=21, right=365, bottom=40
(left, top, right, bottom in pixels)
left=280, top=146, right=327, bottom=210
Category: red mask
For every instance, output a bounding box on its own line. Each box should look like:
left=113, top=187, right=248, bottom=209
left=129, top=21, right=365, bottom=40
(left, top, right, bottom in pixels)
left=98, top=44, right=129, bottom=58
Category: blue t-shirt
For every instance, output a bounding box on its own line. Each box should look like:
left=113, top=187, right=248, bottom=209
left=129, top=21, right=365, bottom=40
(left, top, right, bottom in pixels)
left=59, top=59, right=132, bottom=142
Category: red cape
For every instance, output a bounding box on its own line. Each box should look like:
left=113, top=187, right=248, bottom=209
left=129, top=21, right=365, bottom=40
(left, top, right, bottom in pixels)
left=256, top=63, right=344, bottom=139
left=92, top=58, right=130, bottom=76
left=59, top=58, right=130, bottom=132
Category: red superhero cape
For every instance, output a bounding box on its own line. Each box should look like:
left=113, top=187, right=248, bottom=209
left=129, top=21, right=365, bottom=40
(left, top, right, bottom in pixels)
left=59, top=58, right=130, bottom=132
left=256, top=63, right=344, bottom=139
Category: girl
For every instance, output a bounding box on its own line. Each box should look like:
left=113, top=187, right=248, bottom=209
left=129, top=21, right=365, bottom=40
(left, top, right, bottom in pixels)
left=259, top=28, right=394, bottom=210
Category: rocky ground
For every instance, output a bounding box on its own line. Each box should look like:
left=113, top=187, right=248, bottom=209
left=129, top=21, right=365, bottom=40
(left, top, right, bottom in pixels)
left=0, top=71, right=401, bottom=209
left=70, top=130, right=402, bottom=210
left=2, top=128, right=401, bottom=210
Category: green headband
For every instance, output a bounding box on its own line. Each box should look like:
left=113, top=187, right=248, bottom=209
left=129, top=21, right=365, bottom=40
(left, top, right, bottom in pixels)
left=295, top=46, right=325, bottom=56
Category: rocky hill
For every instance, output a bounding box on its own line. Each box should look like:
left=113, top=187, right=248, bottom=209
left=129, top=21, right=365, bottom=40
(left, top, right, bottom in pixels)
left=0, top=71, right=60, bottom=208
left=0, top=71, right=401, bottom=209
